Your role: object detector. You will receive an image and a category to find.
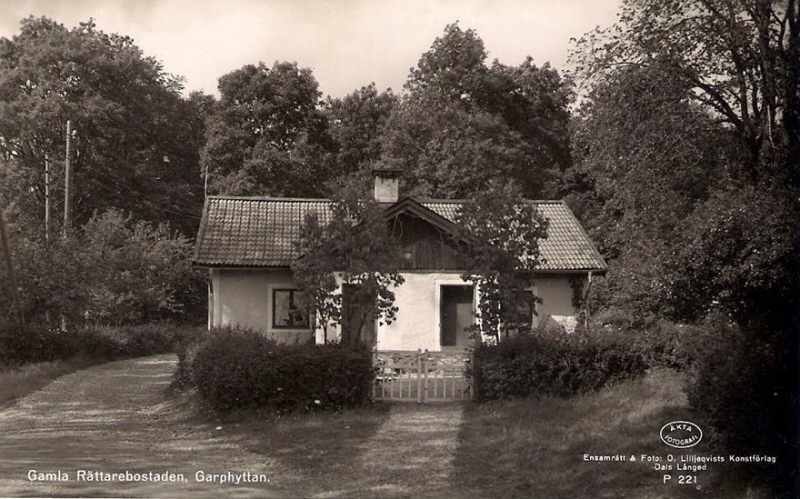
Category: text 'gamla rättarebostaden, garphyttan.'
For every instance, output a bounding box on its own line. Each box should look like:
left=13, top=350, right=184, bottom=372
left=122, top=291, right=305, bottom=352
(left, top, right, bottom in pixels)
left=27, top=469, right=270, bottom=484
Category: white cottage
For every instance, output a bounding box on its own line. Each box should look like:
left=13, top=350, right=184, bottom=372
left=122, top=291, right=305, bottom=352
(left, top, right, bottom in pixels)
left=193, top=170, right=606, bottom=350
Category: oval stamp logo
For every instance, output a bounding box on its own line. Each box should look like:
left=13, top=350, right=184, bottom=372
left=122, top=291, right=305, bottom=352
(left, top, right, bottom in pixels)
left=660, top=421, right=703, bottom=448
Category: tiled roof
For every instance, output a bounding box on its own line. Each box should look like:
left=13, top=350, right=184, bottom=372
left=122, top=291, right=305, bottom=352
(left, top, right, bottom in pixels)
left=194, top=196, right=607, bottom=271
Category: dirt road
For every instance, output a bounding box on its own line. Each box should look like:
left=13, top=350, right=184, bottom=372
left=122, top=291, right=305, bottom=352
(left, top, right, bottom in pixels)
left=0, top=355, right=466, bottom=498
left=0, top=355, right=298, bottom=498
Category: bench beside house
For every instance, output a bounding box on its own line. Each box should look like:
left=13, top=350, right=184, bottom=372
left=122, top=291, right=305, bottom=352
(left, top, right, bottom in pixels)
left=192, top=171, right=607, bottom=350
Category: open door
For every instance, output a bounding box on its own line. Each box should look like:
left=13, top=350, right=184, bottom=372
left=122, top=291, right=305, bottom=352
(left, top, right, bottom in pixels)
left=440, top=285, right=474, bottom=348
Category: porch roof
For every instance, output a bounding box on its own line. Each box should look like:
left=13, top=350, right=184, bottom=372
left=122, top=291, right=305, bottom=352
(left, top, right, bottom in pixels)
left=193, top=196, right=607, bottom=272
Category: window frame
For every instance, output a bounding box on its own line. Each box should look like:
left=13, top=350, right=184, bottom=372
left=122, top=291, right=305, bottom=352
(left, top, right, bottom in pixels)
left=271, top=288, right=310, bottom=330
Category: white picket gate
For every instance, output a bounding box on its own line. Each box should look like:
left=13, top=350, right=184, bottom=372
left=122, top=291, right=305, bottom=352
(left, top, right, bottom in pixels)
left=371, top=349, right=472, bottom=402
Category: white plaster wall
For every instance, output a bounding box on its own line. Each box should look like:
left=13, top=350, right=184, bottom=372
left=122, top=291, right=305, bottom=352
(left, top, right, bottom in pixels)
left=534, top=275, right=583, bottom=332
left=208, top=268, right=586, bottom=345
left=377, top=272, right=474, bottom=352
left=210, top=269, right=314, bottom=343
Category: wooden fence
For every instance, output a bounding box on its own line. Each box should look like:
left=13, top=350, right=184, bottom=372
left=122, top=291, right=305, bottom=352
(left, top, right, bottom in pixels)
left=372, top=349, right=472, bottom=402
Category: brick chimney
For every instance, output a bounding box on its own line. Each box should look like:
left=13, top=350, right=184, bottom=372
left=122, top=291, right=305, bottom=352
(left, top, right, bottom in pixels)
left=372, top=168, right=402, bottom=203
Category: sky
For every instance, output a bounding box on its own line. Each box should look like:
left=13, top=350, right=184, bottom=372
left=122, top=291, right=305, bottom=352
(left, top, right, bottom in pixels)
left=0, top=0, right=622, bottom=98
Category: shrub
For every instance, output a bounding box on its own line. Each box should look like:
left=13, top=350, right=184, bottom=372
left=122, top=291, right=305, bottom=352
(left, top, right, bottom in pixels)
left=0, top=322, right=200, bottom=368
left=186, top=327, right=374, bottom=413
left=590, top=309, right=698, bottom=370
left=685, top=314, right=798, bottom=494
left=2, top=210, right=205, bottom=328
left=0, top=324, right=62, bottom=366
left=472, top=327, right=646, bottom=401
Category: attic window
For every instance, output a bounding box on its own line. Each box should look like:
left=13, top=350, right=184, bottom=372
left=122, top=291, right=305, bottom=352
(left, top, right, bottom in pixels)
left=272, top=289, right=310, bottom=329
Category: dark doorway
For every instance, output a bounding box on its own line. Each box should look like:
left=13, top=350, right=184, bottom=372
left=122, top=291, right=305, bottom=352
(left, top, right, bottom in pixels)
left=341, top=284, right=377, bottom=347
left=440, top=285, right=474, bottom=348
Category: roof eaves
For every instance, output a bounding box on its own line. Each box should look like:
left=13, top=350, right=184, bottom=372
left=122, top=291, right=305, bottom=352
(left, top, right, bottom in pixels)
left=558, top=199, right=608, bottom=271
left=385, top=197, right=466, bottom=240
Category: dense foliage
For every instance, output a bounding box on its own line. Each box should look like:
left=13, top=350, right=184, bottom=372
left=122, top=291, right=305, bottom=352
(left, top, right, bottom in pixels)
left=323, top=84, right=397, bottom=191
left=0, top=322, right=201, bottom=369
left=685, top=314, right=797, bottom=491
left=570, top=1, right=799, bottom=494
left=0, top=17, right=208, bottom=237
left=379, top=23, right=573, bottom=199
left=201, top=61, right=334, bottom=197
left=182, top=327, right=374, bottom=413
left=455, top=181, right=548, bottom=340
left=0, top=210, right=203, bottom=326
left=472, top=328, right=647, bottom=401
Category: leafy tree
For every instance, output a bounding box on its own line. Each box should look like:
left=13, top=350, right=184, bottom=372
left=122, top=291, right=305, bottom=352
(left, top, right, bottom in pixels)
left=456, top=181, right=549, bottom=340
left=568, top=1, right=800, bottom=324
left=80, top=211, right=204, bottom=325
left=292, top=189, right=404, bottom=344
left=380, top=23, right=573, bottom=198
left=570, top=2, right=800, bottom=492
left=379, top=99, right=532, bottom=198
left=0, top=209, right=202, bottom=326
left=562, top=64, right=735, bottom=314
left=201, top=61, right=334, bottom=197
left=572, top=0, right=800, bottom=183
left=323, top=83, right=397, bottom=189
left=665, top=185, right=799, bottom=325
left=0, top=16, right=208, bottom=236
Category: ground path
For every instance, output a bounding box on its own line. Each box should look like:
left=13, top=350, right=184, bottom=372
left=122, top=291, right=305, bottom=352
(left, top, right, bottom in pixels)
left=313, top=403, right=464, bottom=498
left=0, top=355, right=300, bottom=497
left=0, top=355, right=466, bottom=498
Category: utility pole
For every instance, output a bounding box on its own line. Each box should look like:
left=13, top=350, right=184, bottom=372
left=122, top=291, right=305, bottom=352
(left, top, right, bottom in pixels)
left=61, top=120, right=74, bottom=331
left=63, top=120, right=73, bottom=238
left=0, top=203, right=23, bottom=325
left=44, top=156, right=51, bottom=243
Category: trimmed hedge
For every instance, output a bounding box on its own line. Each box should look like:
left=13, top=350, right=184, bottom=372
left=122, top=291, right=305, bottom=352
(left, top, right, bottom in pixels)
left=590, top=308, right=699, bottom=370
left=183, top=328, right=373, bottom=413
left=472, top=328, right=647, bottom=401
left=0, top=323, right=202, bottom=368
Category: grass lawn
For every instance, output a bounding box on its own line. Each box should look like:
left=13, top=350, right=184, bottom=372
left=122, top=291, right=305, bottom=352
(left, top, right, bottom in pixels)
left=182, top=368, right=774, bottom=498
left=0, top=356, right=104, bottom=408
left=211, top=403, right=394, bottom=493
left=451, top=368, right=769, bottom=499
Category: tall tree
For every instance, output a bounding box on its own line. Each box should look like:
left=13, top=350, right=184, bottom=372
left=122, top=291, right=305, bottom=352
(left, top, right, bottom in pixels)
left=201, top=61, right=334, bottom=197
left=380, top=23, right=573, bottom=199
left=0, top=17, right=207, bottom=236
left=570, top=3, right=800, bottom=492
left=323, top=83, right=397, bottom=191
left=573, top=0, right=800, bottom=183
left=562, top=64, right=734, bottom=315
left=569, top=0, right=800, bottom=323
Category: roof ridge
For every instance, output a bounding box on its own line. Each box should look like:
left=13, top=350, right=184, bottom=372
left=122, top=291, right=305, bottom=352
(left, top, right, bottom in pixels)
left=208, top=196, right=566, bottom=204
left=208, top=195, right=333, bottom=202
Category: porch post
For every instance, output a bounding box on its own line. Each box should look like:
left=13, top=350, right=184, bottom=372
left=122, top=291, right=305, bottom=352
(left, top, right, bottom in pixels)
left=372, top=347, right=377, bottom=401
left=469, top=349, right=476, bottom=401
left=423, top=349, right=429, bottom=403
